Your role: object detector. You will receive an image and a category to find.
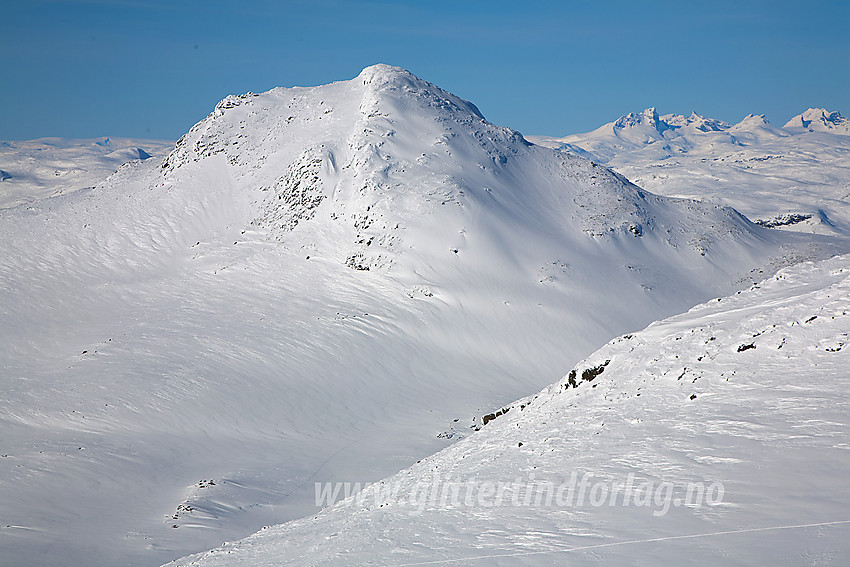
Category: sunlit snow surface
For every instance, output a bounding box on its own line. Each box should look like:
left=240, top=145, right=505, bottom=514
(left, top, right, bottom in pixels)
left=0, top=66, right=847, bottom=566
left=170, top=254, right=850, bottom=567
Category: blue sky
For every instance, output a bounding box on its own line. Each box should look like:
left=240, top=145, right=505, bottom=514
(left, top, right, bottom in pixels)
left=2, top=0, right=848, bottom=140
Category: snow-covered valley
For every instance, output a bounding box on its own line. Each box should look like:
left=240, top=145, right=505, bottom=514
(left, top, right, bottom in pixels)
left=1, top=65, right=848, bottom=567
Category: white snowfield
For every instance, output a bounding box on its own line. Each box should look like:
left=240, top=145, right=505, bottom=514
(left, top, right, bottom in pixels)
left=529, top=108, right=850, bottom=236
left=0, top=137, right=174, bottom=209
left=0, top=65, right=847, bottom=567
left=168, top=254, right=850, bottom=567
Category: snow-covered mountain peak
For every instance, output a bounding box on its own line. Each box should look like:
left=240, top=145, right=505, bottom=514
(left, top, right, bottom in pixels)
left=733, top=113, right=769, bottom=127
left=158, top=64, right=502, bottom=269
left=726, top=113, right=790, bottom=140
left=685, top=111, right=728, bottom=132
left=160, top=63, right=502, bottom=191
left=352, top=63, right=486, bottom=126
left=161, top=66, right=752, bottom=273
left=784, top=107, right=850, bottom=134
left=613, top=107, right=664, bottom=131
left=357, top=62, right=413, bottom=83
left=356, top=62, right=431, bottom=91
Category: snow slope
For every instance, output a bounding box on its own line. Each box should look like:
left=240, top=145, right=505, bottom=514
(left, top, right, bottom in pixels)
left=0, top=137, right=173, bottom=209
left=0, top=66, right=845, bottom=567
left=529, top=109, right=850, bottom=236
left=169, top=253, right=850, bottom=567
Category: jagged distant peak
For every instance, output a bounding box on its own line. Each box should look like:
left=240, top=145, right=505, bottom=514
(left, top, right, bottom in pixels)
left=613, top=107, right=662, bottom=129
left=687, top=112, right=729, bottom=132
left=784, top=108, right=849, bottom=133
left=643, top=106, right=660, bottom=120
left=660, top=111, right=729, bottom=132
left=659, top=112, right=687, bottom=127
left=610, top=107, right=732, bottom=135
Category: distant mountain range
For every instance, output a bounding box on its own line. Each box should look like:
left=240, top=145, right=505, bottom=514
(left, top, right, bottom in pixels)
left=529, top=107, right=850, bottom=236
left=530, top=107, right=849, bottom=162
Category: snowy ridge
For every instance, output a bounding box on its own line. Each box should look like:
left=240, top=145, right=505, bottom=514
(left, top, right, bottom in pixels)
left=0, top=66, right=847, bottom=567
left=169, top=253, right=850, bottom=567
left=530, top=107, right=850, bottom=236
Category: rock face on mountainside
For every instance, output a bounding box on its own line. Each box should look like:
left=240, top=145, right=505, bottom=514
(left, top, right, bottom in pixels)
left=0, top=65, right=844, bottom=567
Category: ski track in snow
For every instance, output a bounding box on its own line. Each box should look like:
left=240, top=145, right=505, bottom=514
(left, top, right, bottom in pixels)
left=384, top=520, right=850, bottom=566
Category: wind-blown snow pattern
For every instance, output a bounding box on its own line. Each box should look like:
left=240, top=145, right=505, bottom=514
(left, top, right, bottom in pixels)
left=530, top=108, right=850, bottom=236
left=0, top=65, right=845, bottom=567
left=169, top=254, right=850, bottom=567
